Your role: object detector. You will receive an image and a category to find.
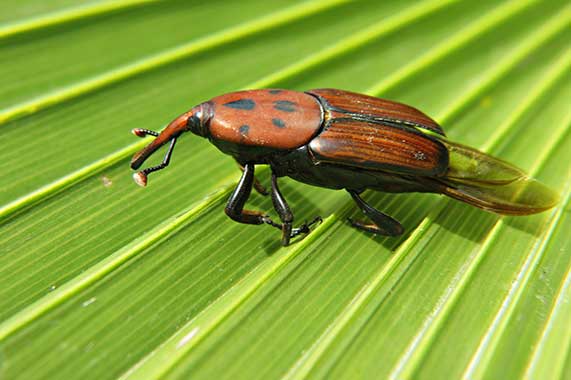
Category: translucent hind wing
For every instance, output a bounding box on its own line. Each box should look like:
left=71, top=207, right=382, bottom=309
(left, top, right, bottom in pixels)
left=444, top=140, right=527, bottom=185
left=439, top=139, right=560, bottom=215
left=443, top=176, right=560, bottom=215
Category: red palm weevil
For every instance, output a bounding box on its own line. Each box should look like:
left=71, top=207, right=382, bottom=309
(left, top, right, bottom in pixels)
left=130, top=88, right=559, bottom=246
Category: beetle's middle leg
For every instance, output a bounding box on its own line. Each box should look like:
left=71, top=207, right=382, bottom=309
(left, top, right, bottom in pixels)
left=271, top=172, right=321, bottom=246
left=347, top=190, right=404, bottom=236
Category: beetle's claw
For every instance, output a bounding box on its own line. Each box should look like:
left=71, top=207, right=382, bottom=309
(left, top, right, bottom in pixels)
left=291, top=216, right=322, bottom=237
left=133, top=172, right=148, bottom=187
left=305, top=216, right=323, bottom=231
left=311, top=216, right=323, bottom=227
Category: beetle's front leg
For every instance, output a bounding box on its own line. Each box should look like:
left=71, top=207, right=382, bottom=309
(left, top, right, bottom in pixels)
left=271, top=172, right=322, bottom=246
left=235, top=160, right=268, bottom=195
left=225, top=163, right=275, bottom=226
left=347, top=190, right=404, bottom=236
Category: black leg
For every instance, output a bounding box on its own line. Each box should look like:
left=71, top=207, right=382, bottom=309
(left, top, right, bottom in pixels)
left=271, top=172, right=293, bottom=246
left=236, top=160, right=268, bottom=195
left=347, top=190, right=403, bottom=236
left=225, top=163, right=271, bottom=225
left=139, top=137, right=177, bottom=177
left=271, top=173, right=321, bottom=246
left=225, top=166, right=320, bottom=245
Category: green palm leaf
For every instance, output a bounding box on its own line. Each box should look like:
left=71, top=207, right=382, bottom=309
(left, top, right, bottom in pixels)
left=0, top=1, right=570, bottom=379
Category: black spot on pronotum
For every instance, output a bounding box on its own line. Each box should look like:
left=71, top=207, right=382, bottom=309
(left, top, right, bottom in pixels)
left=272, top=118, right=286, bottom=128
left=223, top=99, right=255, bottom=110
left=274, top=100, right=297, bottom=112
left=239, top=125, right=250, bottom=136
left=268, top=89, right=283, bottom=94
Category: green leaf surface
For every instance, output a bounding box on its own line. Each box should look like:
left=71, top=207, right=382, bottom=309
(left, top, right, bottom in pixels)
left=0, top=0, right=149, bottom=32
left=0, top=1, right=570, bottom=379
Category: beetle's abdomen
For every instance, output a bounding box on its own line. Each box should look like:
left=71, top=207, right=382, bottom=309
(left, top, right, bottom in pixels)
left=208, top=89, right=322, bottom=150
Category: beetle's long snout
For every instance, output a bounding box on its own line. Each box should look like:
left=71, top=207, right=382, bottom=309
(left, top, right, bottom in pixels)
left=130, top=112, right=190, bottom=186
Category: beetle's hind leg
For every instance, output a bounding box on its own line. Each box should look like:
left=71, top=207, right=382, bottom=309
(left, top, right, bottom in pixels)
left=347, top=190, right=404, bottom=236
left=271, top=172, right=322, bottom=246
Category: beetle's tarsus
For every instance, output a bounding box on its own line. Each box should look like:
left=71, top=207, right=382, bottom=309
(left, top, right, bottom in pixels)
left=290, top=216, right=322, bottom=237
left=269, top=216, right=322, bottom=246
left=262, top=215, right=281, bottom=229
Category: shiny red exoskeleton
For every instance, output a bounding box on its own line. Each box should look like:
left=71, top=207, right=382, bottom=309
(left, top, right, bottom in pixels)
left=130, top=89, right=558, bottom=246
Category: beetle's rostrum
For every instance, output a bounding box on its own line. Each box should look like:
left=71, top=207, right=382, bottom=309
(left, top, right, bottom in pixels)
left=130, top=88, right=559, bottom=246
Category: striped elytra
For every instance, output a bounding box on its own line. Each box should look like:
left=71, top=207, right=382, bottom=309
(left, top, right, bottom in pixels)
left=308, top=88, right=445, bottom=136
left=308, top=119, right=448, bottom=176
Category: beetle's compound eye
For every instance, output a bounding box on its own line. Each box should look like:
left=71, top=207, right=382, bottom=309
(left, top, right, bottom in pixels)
left=186, top=102, right=212, bottom=137
left=186, top=107, right=209, bottom=137
left=186, top=114, right=200, bottom=130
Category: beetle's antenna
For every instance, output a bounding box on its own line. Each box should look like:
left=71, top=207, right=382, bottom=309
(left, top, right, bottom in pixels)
left=133, top=137, right=177, bottom=187
left=130, top=109, right=196, bottom=186
left=132, top=128, right=159, bottom=137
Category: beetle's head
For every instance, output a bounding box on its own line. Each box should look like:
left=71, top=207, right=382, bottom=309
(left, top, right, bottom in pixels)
left=130, top=102, right=212, bottom=186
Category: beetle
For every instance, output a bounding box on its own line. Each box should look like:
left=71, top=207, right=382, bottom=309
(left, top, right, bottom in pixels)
left=130, top=88, right=559, bottom=246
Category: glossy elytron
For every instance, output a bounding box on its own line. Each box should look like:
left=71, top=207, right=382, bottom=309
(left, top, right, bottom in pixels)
left=130, top=88, right=558, bottom=246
